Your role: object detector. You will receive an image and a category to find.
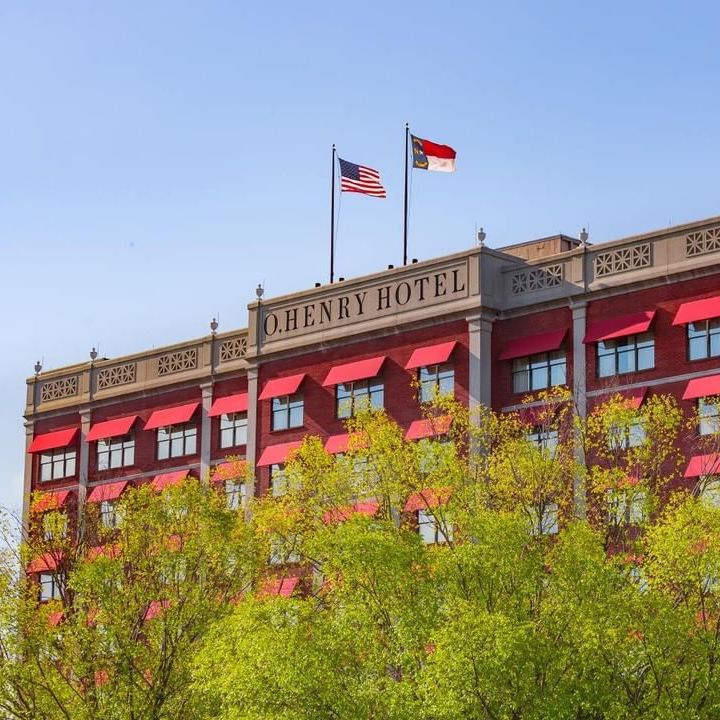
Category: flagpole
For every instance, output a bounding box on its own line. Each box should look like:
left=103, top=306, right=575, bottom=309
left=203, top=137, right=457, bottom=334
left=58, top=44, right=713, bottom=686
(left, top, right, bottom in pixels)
left=330, top=144, right=336, bottom=284
left=403, top=123, right=409, bottom=266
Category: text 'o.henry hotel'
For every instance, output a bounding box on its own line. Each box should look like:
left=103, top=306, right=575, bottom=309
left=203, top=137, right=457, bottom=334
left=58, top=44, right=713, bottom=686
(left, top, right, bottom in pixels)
left=21, top=215, right=720, bottom=539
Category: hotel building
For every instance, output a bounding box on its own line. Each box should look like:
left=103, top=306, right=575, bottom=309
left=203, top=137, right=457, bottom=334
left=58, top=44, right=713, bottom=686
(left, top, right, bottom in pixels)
left=22, top=215, right=720, bottom=590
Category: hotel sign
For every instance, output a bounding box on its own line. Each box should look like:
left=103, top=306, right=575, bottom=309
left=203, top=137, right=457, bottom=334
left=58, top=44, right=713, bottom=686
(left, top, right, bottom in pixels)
left=260, top=262, right=469, bottom=343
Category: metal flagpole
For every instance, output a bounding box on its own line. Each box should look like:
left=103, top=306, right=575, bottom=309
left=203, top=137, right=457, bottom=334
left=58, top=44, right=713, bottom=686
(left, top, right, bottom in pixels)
left=331, top=144, right=336, bottom=284
left=403, top=123, right=409, bottom=266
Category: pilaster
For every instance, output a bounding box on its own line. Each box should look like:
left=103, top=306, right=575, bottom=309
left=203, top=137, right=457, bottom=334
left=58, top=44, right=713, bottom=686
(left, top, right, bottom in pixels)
left=245, top=363, right=259, bottom=510
left=21, top=421, right=35, bottom=537
left=467, top=313, right=495, bottom=414
left=570, top=301, right=588, bottom=518
left=200, top=382, right=214, bottom=480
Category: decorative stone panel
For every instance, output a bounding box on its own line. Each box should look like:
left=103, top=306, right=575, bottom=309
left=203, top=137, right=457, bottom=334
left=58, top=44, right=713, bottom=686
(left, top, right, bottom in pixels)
left=40, top=376, right=79, bottom=402
left=157, top=348, right=197, bottom=376
left=219, top=337, right=247, bottom=362
left=97, top=363, right=136, bottom=390
left=594, top=243, right=651, bottom=278
left=511, top=264, right=563, bottom=294
left=686, top=227, right=720, bottom=257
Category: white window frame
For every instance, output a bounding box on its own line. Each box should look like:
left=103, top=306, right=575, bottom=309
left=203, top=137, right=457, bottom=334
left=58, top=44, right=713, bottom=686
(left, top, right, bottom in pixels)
left=699, top=399, right=720, bottom=436
left=157, top=424, right=197, bottom=460
left=512, top=352, right=566, bottom=394
left=39, top=449, right=77, bottom=482
left=220, top=413, right=248, bottom=448
left=529, top=502, right=559, bottom=535
left=597, top=332, right=654, bottom=378
left=607, top=489, right=646, bottom=525
left=700, top=476, right=720, bottom=507
left=271, top=395, right=304, bottom=431
left=97, top=434, right=135, bottom=471
left=225, top=479, right=246, bottom=510
left=607, top=420, right=646, bottom=450
left=99, top=499, right=120, bottom=529
left=417, top=509, right=452, bottom=545
left=418, top=364, right=454, bottom=403
left=270, top=464, right=288, bottom=497
left=336, top=379, right=384, bottom=419
left=526, top=427, right=559, bottom=455
left=39, top=573, right=61, bottom=602
left=688, top=319, right=720, bottom=361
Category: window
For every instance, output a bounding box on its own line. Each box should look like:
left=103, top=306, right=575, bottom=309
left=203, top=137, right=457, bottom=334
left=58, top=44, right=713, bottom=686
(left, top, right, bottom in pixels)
left=608, top=420, right=646, bottom=451
left=99, top=500, right=121, bottom=529
left=597, top=332, right=654, bottom=377
left=529, top=503, right=559, bottom=535
left=220, top=413, right=248, bottom=448
left=97, top=435, right=135, bottom=471
left=607, top=489, right=646, bottom=525
left=700, top=477, right=720, bottom=508
left=418, top=364, right=454, bottom=403
left=688, top=319, right=720, bottom=361
left=270, top=464, right=288, bottom=497
left=39, top=573, right=61, bottom=602
left=157, top=424, right=197, bottom=460
left=225, top=479, right=246, bottom=510
left=336, top=380, right=384, bottom=419
left=417, top=438, right=454, bottom=474
left=417, top=509, right=452, bottom=545
left=269, top=536, right=301, bottom=565
left=699, top=399, right=720, bottom=436
left=39, top=449, right=76, bottom=482
left=42, top=513, right=68, bottom=542
left=271, top=395, right=303, bottom=431
left=526, top=428, right=559, bottom=455
left=512, top=352, right=566, bottom=393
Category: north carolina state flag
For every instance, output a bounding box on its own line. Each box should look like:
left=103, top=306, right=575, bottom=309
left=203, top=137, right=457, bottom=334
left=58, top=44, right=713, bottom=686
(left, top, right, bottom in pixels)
left=411, top=135, right=457, bottom=172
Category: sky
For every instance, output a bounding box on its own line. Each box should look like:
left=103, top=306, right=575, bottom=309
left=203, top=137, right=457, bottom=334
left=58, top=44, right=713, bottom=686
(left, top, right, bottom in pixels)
left=1, top=1, right=720, bottom=514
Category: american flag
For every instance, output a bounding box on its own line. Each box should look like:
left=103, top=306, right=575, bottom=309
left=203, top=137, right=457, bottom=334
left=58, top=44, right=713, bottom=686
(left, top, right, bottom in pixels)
left=338, top=157, right=387, bottom=198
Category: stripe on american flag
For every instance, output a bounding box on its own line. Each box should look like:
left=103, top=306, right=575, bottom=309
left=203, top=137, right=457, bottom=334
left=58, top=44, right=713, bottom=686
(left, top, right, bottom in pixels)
left=338, top=157, right=387, bottom=198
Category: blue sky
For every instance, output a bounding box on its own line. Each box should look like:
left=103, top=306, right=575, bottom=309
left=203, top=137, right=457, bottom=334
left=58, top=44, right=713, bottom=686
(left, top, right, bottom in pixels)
left=1, top=1, right=719, bottom=513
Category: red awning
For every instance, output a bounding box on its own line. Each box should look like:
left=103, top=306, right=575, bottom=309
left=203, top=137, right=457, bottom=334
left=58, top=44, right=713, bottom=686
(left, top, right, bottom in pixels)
left=592, top=387, right=649, bottom=410
left=673, top=295, right=720, bottom=326
left=144, top=402, right=199, bottom=430
left=151, top=470, right=189, bottom=492
left=257, top=441, right=303, bottom=467
left=404, top=487, right=453, bottom=512
left=324, top=432, right=368, bottom=455
left=259, top=576, right=300, bottom=598
left=514, top=403, right=562, bottom=425
left=685, top=454, right=720, bottom=478
left=86, top=415, right=137, bottom=442
left=683, top=374, right=720, bottom=400
left=583, top=311, right=656, bottom=344
left=208, top=392, right=248, bottom=417
left=210, top=460, right=247, bottom=484
left=31, top=490, right=71, bottom=513
left=323, top=501, right=380, bottom=524
left=259, top=374, right=306, bottom=401
left=48, top=611, right=64, bottom=627
left=87, top=481, right=128, bottom=504
left=28, top=428, right=78, bottom=454
left=143, top=600, right=170, bottom=621
left=405, top=416, right=452, bottom=440
left=498, top=330, right=567, bottom=361
left=322, top=356, right=386, bottom=387
left=26, top=551, right=63, bottom=574
left=87, top=544, right=121, bottom=561
left=405, top=341, right=457, bottom=370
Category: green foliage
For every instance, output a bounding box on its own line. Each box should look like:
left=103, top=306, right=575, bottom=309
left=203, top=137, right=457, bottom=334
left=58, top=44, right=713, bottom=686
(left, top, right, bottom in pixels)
left=5, top=394, right=720, bottom=719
